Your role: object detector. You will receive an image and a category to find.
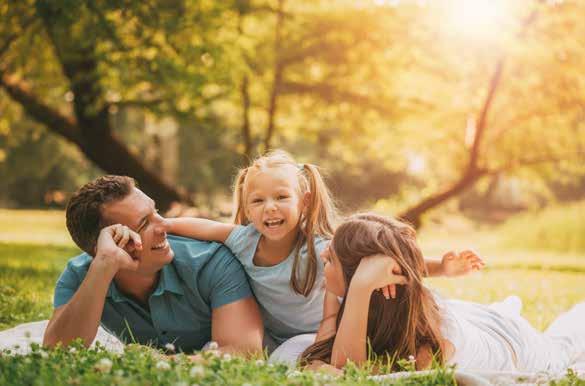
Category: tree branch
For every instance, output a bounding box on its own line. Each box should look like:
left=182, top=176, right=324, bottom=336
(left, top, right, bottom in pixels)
left=0, top=70, right=83, bottom=145
left=0, top=16, right=38, bottom=59
left=263, top=0, right=286, bottom=153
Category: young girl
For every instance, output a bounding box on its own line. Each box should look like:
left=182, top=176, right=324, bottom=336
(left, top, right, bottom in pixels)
left=168, top=151, right=484, bottom=347
left=301, top=213, right=585, bottom=373
left=168, top=150, right=337, bottom=346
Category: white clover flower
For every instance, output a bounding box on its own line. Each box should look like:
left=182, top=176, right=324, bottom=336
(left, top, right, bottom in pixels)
left=190, top=365, right=205, bottom=377
left=69, top=347, right=77, bottom=354
left=40, top=350, right=49, bottom=359
left=222, top=353, right=232, bottom=361
left=255, top=359, right=265, bottom=366
left=156, top=360, right=171, bottom=371
left=95, top=358, right=113, bottom=373
left=114, top=369, right=124, bottom=377
left=408, top=355, right=416, bottom=362
left=267, top=363, right=274, bottom=368
left=207, top=341, right=219, bottom=351
left=165, top=343, right=176, bottom=352
left=287, top=370, right=302, bottom=378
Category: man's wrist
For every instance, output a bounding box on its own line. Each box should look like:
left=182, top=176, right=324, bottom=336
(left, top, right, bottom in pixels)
left=91, top=253, right=119, bottom=279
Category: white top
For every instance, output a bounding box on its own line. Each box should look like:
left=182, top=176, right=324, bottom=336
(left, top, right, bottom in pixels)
left=439, top=295, right=584, bottom=373
left=225, top=224, right=328, bottom=344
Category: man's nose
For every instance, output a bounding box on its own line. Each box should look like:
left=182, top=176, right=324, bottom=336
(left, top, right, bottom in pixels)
left=155, top=218, right=170, bottom=234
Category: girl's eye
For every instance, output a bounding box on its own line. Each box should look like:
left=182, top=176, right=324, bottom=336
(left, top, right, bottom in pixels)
left=252, top=199, right=263, bottom=204
left=278, top=195, right=288, bottom=200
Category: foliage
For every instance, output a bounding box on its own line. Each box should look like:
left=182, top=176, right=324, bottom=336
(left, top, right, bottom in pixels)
left=1, top=0, right=584, bottom=217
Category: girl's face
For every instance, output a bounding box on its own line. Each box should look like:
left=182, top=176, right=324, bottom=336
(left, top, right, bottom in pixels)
left=321, top=243, right=346, bottom=297
left=244, top=167, right=308, bottom=242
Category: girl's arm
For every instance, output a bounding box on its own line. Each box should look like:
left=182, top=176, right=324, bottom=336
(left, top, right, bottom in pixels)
left=315, top=291, right=341, bottom=342
left=424, top=250, right=485, bottom=277
left=331, top=255, right=407, bottom=368
left=167, top=217, right=235, bottom=243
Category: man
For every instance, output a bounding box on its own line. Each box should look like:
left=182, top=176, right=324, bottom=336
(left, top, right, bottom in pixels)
left=43, top=175, right=263, bottom=355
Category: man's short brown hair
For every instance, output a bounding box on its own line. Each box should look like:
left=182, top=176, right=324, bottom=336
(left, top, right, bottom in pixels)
left=66, top=175, right=136, bottom=255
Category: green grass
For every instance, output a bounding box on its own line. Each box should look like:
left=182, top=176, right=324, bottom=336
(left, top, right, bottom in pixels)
left=0, top=208, right=584, bottom=385
left=496, top=201, right=585, bottom=254
left=0, top=242, right=78, bottom=329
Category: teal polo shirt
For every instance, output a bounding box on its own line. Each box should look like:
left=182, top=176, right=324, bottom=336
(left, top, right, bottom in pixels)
left=53, top=235, right=253, bottom=353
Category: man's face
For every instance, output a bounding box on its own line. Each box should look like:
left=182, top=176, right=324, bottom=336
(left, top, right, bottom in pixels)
left=101, top=188, right=174, bottom=274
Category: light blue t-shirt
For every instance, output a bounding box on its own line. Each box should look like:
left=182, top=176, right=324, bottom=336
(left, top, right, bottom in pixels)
left=53, top=235, right=253, bottom=352
left=224, top=224, right=329, bottom=344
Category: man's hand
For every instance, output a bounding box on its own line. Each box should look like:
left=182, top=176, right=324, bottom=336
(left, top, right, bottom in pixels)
left=94, top=224, right=142, bottom=273
left=441, top=250, right=485, bottom=277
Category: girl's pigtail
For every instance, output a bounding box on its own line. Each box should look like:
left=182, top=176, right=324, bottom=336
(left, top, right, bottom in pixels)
left=232, top=168, right=250, bottom=225
left=291, top=163, right=338, bottom=296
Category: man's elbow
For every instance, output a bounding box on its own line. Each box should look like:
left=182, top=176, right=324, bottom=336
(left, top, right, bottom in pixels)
left=42, top=326, right=92, bottom=349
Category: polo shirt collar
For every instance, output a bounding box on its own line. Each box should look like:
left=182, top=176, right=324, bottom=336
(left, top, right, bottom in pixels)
left=153, top=263, right=184, bottom=296
left=106, top=263, right=184, bottom=302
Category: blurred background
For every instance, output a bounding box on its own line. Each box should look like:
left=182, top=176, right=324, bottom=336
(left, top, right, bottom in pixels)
left=0, top=0, right=584, bottom=329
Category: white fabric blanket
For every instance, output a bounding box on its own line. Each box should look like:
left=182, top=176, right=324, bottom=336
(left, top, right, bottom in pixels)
left=2, top=321, right=584, bottom=385
left=0, top=320, right=124, bottom=354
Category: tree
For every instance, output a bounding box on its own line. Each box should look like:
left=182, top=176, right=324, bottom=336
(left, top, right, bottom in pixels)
left=0, top=0, right=241, bottom=209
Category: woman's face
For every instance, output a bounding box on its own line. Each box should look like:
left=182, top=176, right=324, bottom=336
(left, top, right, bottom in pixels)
left=321, top=242, right=346, bottom=297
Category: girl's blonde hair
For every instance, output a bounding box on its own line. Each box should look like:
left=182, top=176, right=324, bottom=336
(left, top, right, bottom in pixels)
left=232, top=150, right=338, bottom=296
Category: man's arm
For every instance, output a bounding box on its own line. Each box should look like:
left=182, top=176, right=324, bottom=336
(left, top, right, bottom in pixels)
left=211, top=296, right=263, bottom=356
left=43, top=224, right=141, bottom=348
left=43, top=259, right=116, bottom=348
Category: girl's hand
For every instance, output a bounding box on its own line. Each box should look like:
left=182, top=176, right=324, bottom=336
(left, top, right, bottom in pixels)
left=441, top=250, right=485, bottom=277
left=352, top=254, right=408, bottom=299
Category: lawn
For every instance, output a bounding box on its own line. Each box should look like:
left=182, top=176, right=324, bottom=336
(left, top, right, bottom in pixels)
left=1, top=208, right=584, bottom=385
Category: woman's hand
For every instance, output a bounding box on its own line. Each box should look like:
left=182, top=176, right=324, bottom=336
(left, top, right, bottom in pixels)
left=352, top=254, right=408, bottom=299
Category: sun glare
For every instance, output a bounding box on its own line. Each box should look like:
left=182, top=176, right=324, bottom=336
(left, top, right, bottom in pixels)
left=447, top=0, right=510, bottom=40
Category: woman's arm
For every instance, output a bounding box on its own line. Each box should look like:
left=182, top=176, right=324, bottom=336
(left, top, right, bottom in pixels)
left=167, top=217, right=235, bottom=243
left=331, top=280, right=372, bottom=367
left=331, top=255, right=407, bottom=368
left=315, top=291, right=341, bottom=342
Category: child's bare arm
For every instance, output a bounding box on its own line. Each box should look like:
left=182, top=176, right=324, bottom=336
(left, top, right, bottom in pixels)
left=167, top=217, right=235, bottom=243
left=424, top=250, right=485, bottom=277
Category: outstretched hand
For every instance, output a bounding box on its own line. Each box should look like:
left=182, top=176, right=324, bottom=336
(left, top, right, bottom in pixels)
left=95, top=224, right=143, bottom=272
left=353, top=254, right=408, bottom=300
left=441, top=249, right=485, bottom=277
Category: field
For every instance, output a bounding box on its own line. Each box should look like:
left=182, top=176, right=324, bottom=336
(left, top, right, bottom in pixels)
left=1, top=208, right=584, bottom=385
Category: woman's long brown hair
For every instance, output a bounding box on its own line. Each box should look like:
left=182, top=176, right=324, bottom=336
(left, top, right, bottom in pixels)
left=301, top=213, right=444, bottom=369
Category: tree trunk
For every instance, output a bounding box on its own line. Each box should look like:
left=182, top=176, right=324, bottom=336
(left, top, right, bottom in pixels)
left=398, top=169, right=486, bottom=228
left=263, top=0, right=285, bottom=153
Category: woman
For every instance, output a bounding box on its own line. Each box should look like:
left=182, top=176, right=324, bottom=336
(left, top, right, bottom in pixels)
left=301, top=213, right=585, bottom=373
